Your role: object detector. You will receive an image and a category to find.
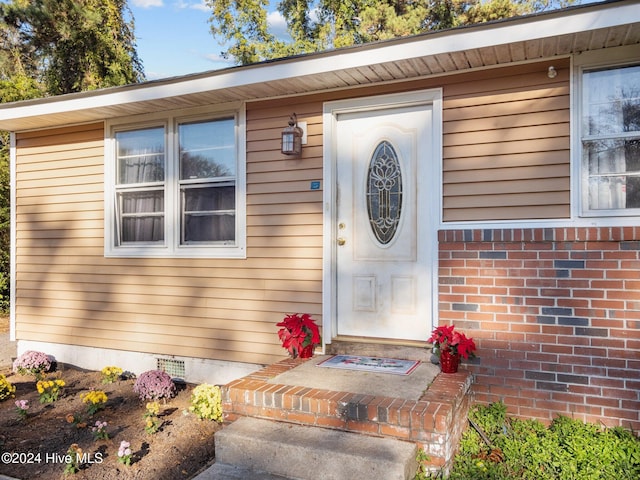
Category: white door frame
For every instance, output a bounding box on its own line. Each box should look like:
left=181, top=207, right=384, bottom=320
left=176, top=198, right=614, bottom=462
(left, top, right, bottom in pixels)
left=322, top=89, right=443, bottom=346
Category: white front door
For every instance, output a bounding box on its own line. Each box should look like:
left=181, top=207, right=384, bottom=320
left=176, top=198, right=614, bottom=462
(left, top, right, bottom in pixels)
left=333, top=99, right=436, bottom=342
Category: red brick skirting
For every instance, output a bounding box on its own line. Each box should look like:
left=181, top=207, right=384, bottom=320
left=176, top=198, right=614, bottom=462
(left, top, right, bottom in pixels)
left=439, top=226, right=640, bottom=432
left=222, top=357, right=474, bottom=468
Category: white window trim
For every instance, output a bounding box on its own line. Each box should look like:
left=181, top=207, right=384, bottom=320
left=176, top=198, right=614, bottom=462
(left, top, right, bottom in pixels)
left=573, top=45, right=640, bottom=220
left=104, top=103, right=246, bottom=258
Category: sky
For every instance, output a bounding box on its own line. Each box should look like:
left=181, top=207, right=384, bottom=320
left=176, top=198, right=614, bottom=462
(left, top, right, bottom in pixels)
left=130, top=0, right=286, bottom=80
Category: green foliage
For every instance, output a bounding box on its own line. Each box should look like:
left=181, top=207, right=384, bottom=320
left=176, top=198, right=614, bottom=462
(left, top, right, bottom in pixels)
left=1, top=0, right=144, bottom=95
left=443, top=402, right=640, bottom=480
left=413, top=448, right=433, bottom=480
left=207, top=0, right=576, bottom=65
left=63, top=444, right=83, bottom=475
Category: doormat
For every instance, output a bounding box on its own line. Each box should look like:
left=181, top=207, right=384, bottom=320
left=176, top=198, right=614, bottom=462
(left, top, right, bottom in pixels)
left=316, top=355, right=420, bottom=375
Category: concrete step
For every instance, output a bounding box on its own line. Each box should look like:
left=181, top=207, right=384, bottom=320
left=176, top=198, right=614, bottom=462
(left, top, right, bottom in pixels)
left=194, top=463, right=295, bottom=480
left=207, top=416, right=419, bottom=480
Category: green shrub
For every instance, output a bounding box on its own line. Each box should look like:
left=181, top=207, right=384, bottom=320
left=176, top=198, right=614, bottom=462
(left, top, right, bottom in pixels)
left=443, top=403, right=640, bottom=480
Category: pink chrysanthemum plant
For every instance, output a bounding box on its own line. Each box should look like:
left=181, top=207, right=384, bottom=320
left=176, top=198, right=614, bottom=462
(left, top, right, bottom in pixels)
left=13, top=350, right=52, bottom=379
left=427, top=324, right=477, bottom=360
left=276, top=313, right=322, bottom=359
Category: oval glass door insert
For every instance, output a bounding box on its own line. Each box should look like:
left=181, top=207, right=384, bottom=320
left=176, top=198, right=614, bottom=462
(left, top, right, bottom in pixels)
left=366, top=141, right=402, bottom=244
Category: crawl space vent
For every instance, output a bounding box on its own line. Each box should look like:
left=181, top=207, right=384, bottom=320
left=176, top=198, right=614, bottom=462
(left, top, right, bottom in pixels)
left=156, top=358, right=185, bottom=378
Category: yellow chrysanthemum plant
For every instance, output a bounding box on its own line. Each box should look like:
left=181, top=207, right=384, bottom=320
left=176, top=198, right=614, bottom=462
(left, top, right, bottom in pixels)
left=100, top=366, right=123, bottom=384
left=189, top=384, right=223, bottom=422
left=81, top=390, right=108, bottom=415
left=36, top=379, right=65, bottom=403
left=144, top=401, right=161, bottom=434
left=0, top=374, right=16, bottom=402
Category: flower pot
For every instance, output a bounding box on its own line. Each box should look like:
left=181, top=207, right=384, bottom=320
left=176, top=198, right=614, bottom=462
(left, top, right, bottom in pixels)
left=299, top=344, right=315, bottom=359
left=439, top=349, right=460, bottom=373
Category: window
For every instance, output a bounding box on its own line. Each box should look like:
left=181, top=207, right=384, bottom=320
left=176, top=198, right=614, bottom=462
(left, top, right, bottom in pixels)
left=106, top=108, right=246, bottom=257
left=581, top=64, right=640, bottom=215
left=179, top=118, right=236, bottom=244
left=366, top=141, right=403, bottom=245
left=115, top=127, right=165, bottom=244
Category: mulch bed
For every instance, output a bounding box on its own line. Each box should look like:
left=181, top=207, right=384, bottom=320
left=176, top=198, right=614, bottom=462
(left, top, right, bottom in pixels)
left=0, top=364, right=220, bottom=479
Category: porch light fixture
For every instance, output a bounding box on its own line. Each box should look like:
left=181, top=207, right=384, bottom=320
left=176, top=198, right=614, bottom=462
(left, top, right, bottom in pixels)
left=547, top=66, right=557, bottom=78
left=281, top=113, right=303, bottom=156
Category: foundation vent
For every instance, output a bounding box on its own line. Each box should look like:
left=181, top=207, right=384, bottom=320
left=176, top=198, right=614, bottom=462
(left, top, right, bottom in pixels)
left=156, top=358, right=186, bottom=378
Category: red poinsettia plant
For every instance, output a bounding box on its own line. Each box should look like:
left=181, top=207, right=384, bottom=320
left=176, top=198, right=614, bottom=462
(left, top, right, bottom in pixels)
left=277, top=313, right=322, bottom=359
left=428, top=325, right=476, bottom=359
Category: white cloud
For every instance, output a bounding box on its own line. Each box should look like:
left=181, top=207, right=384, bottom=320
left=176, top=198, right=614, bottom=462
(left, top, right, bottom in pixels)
left=132, top=0, right=164, bottom=7
left=268, top=11, right=288, bottom=39
left=175, top=0, right=209, bottom=11
left=267, top=11, right=286, bottom=30
left=191, top=1, right=210, bottom=12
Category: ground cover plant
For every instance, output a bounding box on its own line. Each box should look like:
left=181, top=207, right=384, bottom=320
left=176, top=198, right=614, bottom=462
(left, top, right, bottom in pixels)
left=0, top=357, right=221, bottom=479
left=419, top=402, right=640, bottom=479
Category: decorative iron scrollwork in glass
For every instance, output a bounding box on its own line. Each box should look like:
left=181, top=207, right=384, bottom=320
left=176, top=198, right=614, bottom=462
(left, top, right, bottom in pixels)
left=366, top=141, right=402, bottom=244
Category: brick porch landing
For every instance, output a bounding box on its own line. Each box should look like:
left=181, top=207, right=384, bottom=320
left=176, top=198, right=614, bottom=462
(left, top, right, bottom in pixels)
left=221, top=356, right=474, bottom=470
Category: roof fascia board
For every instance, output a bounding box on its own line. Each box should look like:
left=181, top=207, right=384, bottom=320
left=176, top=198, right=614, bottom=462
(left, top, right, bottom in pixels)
left=0, top=1, right=637, bottom=127
left=319, top=2, right=640, bottom=69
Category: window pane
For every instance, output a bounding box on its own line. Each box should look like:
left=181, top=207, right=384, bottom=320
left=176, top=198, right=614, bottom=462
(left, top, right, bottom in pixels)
left=367, top=141, right=402, bottom=245
left=120, top=190, right=164, bottom=214
left=118, top=191, right=164, bottom=243
left=184, top=185, right=235, bottom=211
left=182, top=186, right=235, bottom=243
left=583, top=65, right=640, bottom=136
left=122, top=217, right=164, bottom=243
left=116, top=127, right=165, bottom=184
left=184, top=214, right=235, bottom=243
left=585, top=138, right=640, bottom=174
left=587, top=175, right=640, bottom=210
left=179, top=118, right=235, bottom=180
left=586, top=139, right=640, bottom=210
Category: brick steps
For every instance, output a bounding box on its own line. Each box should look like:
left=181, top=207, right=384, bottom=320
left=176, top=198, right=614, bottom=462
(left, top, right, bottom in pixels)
left=221, top=356, right=473, bottom=472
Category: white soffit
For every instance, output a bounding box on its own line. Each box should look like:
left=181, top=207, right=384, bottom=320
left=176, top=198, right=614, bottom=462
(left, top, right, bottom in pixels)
left=0, top=0, right=639, bottom=132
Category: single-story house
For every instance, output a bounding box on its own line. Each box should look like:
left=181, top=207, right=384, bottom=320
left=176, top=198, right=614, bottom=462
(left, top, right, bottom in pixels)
left=1, top=0, right=639, bottom=431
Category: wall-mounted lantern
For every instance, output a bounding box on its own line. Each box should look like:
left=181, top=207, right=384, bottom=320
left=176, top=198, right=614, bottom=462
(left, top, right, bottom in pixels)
left=281, top=113, right=303, bottom=156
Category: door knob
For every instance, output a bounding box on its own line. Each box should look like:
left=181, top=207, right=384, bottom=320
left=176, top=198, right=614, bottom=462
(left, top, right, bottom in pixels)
left=337, top=237, right=346, bottom=246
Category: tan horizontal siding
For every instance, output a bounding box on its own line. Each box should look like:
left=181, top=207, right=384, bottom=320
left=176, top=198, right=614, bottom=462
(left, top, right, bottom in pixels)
left=442, top=59, right=571, bottom=221
left=14, top=111, right=324, bottom=365
left=17, top=274, right=320, bottom=294
left=15, top=292, right=319, bottom=317
left=16, top=322, right=283, bottom=365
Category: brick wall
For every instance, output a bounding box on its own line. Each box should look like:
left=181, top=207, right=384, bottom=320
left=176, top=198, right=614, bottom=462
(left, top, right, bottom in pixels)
left=438, top=227, right=640, bottom=432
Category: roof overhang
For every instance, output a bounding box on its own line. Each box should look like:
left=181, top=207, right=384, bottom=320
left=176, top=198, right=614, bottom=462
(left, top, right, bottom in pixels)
left=0, top=0, right=639, bottom=132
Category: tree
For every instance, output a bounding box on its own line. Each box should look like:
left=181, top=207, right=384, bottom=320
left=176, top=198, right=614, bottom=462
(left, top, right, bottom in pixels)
left=1, top=0, right=144, bottom=94
left=0, top=0, right=145, bottom=313
left=208, top=0, right=575, bottom=65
